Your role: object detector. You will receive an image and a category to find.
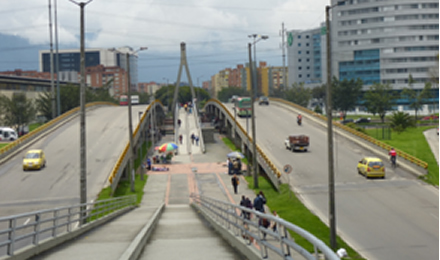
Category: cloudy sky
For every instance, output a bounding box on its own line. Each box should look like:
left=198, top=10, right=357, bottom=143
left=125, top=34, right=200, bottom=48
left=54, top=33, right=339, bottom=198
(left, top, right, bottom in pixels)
left=0, top=0, right=329, bottom=84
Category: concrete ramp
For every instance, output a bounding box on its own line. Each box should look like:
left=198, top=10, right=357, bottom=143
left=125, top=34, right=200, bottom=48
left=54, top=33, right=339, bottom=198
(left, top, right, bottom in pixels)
left=138, top=205, right=242, bottom=260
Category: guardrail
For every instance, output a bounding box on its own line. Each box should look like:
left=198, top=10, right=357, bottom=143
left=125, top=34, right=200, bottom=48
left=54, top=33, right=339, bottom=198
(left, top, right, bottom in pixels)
left=0, top=195, right=136, bottom=259
left=205, top=99, right=282, bottom=189
left=190, top=194, right=340, bottom=260
left=270, top=98, right=429, bottom=170
left=0, top=102, right=117, bottom=161
left=108, top=100, right=165, bottom=192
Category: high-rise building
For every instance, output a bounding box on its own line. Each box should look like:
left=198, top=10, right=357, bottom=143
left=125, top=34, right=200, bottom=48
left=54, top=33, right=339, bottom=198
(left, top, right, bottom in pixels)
left=39, top=47, right=141, bottom=88
left=286, top=26, right=326, bottom=87
left=330, top=0, right=438, bottom=91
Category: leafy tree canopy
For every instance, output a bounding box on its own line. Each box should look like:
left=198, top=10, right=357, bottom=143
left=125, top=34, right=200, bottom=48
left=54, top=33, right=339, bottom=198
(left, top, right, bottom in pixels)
left=364, top=83, right=397, bottom=123
left=0, top=92, right=36, bottom=131
left=217, top=86, right=249, bottom=103
left=332, top=77, right=363, bottom=119
left=285, top=82, right=312, bottom=107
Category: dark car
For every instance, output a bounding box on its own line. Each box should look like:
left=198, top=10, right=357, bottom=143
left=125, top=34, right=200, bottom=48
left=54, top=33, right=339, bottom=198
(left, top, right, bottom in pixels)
left=259, top=96, right=269, bottom=105
left=340, top=118, right=354, bottom=125
left=354, top=117, right=371, bottom=124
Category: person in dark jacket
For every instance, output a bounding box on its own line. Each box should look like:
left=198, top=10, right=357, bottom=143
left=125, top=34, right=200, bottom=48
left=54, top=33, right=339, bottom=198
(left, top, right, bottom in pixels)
left=231, top=174, right=239, bottom=194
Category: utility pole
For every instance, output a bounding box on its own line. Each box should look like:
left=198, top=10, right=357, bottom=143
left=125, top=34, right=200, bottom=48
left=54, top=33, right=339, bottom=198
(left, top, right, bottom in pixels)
left=48, top=0, right=56, bottom=119
left=68, top=0, right=93, bottom=225
left=248, top=43, right=258, bottom=189
left=281, top=22, right=287, bottom=90
left=126, top=52, right=135, bottom=192
left=326, top=5, right=337, bottom=250
left=54, top=0, right=61, bottom=116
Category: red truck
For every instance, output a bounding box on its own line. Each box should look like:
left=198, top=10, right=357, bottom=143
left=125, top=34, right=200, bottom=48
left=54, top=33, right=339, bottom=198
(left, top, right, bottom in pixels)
left=284, top=135, right=309, bottom=152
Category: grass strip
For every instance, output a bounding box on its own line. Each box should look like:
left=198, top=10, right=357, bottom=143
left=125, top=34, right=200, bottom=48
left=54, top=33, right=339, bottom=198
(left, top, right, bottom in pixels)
left=365, top=126, right=438, bottom=185
left=222, top=136, right=363, bottom=259
left=244, top=176, right=364, bottom=259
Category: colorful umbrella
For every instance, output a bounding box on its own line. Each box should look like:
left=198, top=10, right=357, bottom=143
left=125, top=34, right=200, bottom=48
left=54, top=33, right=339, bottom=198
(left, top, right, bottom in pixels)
left=227, top=151, right=244, bottom=159
left=156, top=142, right=178, bottom=153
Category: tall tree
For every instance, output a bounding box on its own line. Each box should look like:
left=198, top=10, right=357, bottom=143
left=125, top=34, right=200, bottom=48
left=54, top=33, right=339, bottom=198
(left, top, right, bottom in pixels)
left=311, top=84, right=326, bottom=107
left=332, top=77, right=363, bottom=119
left=216, top=86, right=248, bottom=102
left=364, top=83, right=397, bottom=123
left=402, top=74, right=432, bottom=120
left=0, top=92, right=36, bottom=131
left=286, top=82, right=312, bottom=107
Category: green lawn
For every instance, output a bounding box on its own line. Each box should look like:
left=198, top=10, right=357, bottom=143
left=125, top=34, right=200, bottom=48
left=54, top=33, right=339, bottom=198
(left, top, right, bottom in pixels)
left=365, top=126, right=439, bottom=185
left=245, top=177, right=364, bottom=259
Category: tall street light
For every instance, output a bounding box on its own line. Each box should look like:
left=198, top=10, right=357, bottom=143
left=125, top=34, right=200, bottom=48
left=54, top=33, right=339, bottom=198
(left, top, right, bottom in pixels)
left=68, top=0, right=93, bottom=225
left=326, top=0, right=347, bottom=250
left=127, top=47, right=148, bottom=192
left=163, top=77, right=169, bottom=111
left=248, top=43, right=258, bottom=189
left=248, top=34, right=269, bottom=97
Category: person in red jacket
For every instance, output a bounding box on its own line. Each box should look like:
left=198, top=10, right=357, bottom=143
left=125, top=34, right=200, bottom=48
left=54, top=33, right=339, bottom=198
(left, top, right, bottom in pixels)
left=389, top=148, right=397, bottom=167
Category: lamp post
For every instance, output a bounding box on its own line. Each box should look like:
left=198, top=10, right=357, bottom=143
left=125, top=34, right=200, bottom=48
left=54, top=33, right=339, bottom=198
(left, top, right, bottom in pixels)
left=248, top=43, right=258, bottom=188
left=127, top=47, right=148, bottom=192
left=248, top=34, right=269, bottom=97
left=163, top=77, right=169, bottom=111
left=67, top=0, right=93, bottom=225
left=325, top=0, right=347, bottom=250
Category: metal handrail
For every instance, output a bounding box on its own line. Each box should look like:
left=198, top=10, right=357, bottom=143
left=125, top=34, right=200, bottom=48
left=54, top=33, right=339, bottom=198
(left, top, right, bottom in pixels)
left=0, top=195, right=136, bottom=258
left=190, top=194, right=340, bottom=260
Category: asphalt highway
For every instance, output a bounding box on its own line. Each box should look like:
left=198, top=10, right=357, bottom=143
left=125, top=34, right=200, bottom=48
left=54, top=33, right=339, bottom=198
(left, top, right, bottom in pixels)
left=225, top=102, right=439, bottom=260
left=0, top=105, right=148, bottom=217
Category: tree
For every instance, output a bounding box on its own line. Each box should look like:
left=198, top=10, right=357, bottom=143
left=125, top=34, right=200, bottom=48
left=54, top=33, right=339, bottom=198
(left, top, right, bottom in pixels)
left=364, top=83, right=397, bottom=123
left=390, top=111, right=415, bottom=133
left=402, top=75, right=432, bottom=120
left=0, top=92, right=36, bottom=131
left=311, top=84, right=326, bottom=106
left=285, top=82, right=312, bottom=107
left=332, top=77, right=363, bottom=119
left=216, top=86, right=249, bottom=103
left=155, top=85, right=211, bottom=109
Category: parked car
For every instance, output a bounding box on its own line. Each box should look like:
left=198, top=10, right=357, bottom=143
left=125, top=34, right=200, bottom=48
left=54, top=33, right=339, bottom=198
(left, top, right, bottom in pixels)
left=421, top=115, right=439, bottom=121
left=354, top=117, right=371, bottom=124
left=0, top=127, right=18, bottom=141
left=284, top=134, right=309, bottom=152
left=357, top=157, right=385, bottom=179
left=23, top=149, right=46, bottom=171
left=258, top=96, right=269, bottom=105
left=339, top=119, right=354, bottom=125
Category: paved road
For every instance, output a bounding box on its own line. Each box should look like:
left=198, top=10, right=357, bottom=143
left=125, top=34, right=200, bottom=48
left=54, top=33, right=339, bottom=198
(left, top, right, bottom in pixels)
left=225, top=101, right=439, bottom=260
left=424, top=128, right=439, bottom=164
left=0, top=105, right=148, bottom=217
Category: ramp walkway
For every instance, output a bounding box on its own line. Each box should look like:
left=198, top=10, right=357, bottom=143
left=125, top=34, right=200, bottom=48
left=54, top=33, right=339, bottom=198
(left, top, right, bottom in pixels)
left=30, top=107, right=273, bottom=260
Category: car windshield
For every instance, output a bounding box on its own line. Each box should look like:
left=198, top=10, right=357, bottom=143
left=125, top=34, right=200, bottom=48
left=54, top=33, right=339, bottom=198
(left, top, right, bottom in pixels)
left=368, top=161, right=383, bottom=167
left=25, top=153, right=40, bottom=159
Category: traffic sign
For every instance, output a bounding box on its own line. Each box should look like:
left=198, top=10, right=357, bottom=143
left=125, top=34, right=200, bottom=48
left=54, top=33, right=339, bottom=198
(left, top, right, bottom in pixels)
left=284, top=164, right=292, bottom=174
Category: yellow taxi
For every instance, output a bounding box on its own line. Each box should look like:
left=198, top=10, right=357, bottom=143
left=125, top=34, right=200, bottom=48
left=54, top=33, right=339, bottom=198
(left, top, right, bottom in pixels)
left=357, top=157, right=385, bottom=179
left=23, top=149, right=46, bottom=171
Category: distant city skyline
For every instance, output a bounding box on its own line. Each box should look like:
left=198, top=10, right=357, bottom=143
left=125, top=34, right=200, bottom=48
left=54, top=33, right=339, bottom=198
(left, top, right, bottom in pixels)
left=0, top=0, right=330, bottom=84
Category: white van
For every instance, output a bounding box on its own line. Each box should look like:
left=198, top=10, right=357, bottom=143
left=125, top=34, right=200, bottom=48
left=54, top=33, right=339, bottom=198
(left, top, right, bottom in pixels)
left=0, top=127, right=18, bottom=141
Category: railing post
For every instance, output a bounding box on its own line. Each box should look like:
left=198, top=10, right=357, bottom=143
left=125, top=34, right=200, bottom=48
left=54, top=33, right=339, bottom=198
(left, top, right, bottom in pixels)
left=67, top=208, right=72, bottom=232
left=53, top=210, right=58, bottom=237
left=34, top=214, right=41, bottom=245
left=8, top=218, right=16, bottom=256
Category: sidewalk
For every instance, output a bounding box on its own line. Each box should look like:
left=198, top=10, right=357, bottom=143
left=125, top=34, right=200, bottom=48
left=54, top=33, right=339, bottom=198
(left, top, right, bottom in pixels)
left=31, top=108, right=284, bottom=260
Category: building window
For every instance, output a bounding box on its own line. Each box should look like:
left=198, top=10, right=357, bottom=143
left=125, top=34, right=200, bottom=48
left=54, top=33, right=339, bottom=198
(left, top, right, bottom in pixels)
left=299, top=74, right=302, bottom=78
left=298, top=59, right=302, bottom=62
left=298, top=51, right=302, bottom=54
left=306, top=51, right=310, bottom=54
left=307, top=66, right=310, bottom=70
left=299, top=67, right=302, bottom=70
left=298, top=35, right=301, bottom=39
left=306, top=43, right=310, bottom=46
left=298, top=43, right=301, bottom=47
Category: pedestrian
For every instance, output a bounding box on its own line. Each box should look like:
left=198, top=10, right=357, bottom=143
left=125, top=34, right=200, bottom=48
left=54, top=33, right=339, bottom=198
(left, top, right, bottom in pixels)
left=147, top=157, right=151, bottom=170
left=190, top=133, right=195, bottom=144
left=195, top=135, right=199, bottom=146
left=259, top=217, right=271, bottom=240
left=179, top=134, right=183, bottom=144
left=231, top=174, right=239, bottom=194
left=240, top=196, right=249, bottom=220
left=227, top=158, right=233, bottom=175
left=253, top=191, right=266, bottom=213
left=271, top=210, right=279, bottom=232
left=177, top=119, right=181, bottom=127
left=233, top=159, right=239, bottom=174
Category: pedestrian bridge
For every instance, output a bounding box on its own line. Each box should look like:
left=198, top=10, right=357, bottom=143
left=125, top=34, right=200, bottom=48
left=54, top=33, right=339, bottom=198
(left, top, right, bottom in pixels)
left=0, top=101, right=340, bottom=260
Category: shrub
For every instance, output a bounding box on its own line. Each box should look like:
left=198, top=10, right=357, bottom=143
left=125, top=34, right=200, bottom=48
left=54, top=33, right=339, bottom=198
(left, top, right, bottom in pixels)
left=345, top=122, right=367, bottom=134
left=390, top=111, right=415, bottom=133
left=314, top=105, right=323, bottom=114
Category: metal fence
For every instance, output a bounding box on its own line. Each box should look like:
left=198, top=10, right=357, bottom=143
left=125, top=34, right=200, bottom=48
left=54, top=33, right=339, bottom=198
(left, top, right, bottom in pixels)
left=0, top=195, right=136, bottom=258
left=190, top=194, right=340, bottom=260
